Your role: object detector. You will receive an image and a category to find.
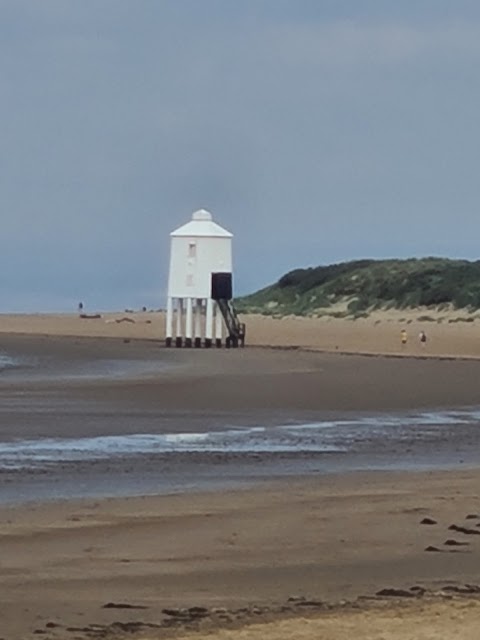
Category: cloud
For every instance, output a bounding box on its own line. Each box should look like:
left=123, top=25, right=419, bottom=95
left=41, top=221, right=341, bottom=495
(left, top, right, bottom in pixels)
left=1, top=2, right=480, bottom=310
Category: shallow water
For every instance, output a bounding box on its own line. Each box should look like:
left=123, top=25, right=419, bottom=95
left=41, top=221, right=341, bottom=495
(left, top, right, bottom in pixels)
left=0, top=407, right=478, bottom=504
left=0, top=351, right=174, bottom=381
left=0, top=352, right=19, bottom=371
left=0, top=345, right=479, bottom=503
left=0, top=408, right=479, bottom=470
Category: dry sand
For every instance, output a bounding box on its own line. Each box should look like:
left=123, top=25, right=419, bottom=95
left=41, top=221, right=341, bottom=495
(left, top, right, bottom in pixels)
left=170, top=599, right=480, bottom=640
left=1, top=306, right=480, bottom=357
left=1, top=312, right=480, bottom=638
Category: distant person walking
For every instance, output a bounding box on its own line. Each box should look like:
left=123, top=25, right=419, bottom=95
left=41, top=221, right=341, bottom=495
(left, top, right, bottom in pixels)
left=400, top=329, right=408, bottom=348
left=419, top=330, right=427, bottom=348
left=78, top=301, right=84, bottom=317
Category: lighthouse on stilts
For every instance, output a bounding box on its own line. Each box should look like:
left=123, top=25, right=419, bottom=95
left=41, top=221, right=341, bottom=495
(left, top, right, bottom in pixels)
left=165, top=209, right=245, bottom=348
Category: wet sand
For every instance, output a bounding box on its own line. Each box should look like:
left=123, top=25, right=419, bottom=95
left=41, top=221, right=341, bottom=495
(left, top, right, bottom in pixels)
left=1, top=471, right=480, bottom=637
left=0, top=332, right=479, bottom=505
left=0, top=327, right=480, bottom=637
left=3, top=332, right=480, bottom=420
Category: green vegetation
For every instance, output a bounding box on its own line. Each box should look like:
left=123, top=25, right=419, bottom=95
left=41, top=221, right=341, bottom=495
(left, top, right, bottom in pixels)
left=236, top=258, right=480, bottom=317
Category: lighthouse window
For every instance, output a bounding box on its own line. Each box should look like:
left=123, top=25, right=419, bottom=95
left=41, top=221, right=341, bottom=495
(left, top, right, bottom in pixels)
left=186, top=274, right=194, bottom=287
left=188, top=242, right=196, bottom=258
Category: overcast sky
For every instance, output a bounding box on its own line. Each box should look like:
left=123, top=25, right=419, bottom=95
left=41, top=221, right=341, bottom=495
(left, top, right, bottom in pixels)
left=2, top=1, right=480, bottom=311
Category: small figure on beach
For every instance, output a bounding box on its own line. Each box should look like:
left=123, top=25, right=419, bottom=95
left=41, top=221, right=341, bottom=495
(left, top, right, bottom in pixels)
left=400, top=328, right=407, bottom=347
left=419, top=330, right=427, bottom=348
left=78, top=302, right=84, bottom=316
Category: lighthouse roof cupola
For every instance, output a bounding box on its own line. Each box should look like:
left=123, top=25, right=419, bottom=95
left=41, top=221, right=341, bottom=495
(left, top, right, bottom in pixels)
left=170, top=209, right=233, bottom=238
left=192, top=209, right=212, bottom=221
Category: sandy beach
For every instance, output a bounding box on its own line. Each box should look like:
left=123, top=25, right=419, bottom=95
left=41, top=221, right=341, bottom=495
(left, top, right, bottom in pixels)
left=1, top=307, right=480, bottom=357
left=1, top=471, right=480, bottom=637
left=0, top=313, right=480, bottom=638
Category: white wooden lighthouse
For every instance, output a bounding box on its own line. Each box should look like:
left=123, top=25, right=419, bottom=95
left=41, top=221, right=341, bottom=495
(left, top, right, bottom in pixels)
left=166, top=209, right=245, bottom=348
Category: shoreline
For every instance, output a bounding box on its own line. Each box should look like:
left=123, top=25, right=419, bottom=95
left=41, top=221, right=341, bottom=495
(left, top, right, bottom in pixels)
left=4, top=328, right=480, bottom=364
left=7, top=329, right=480, bottom=363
